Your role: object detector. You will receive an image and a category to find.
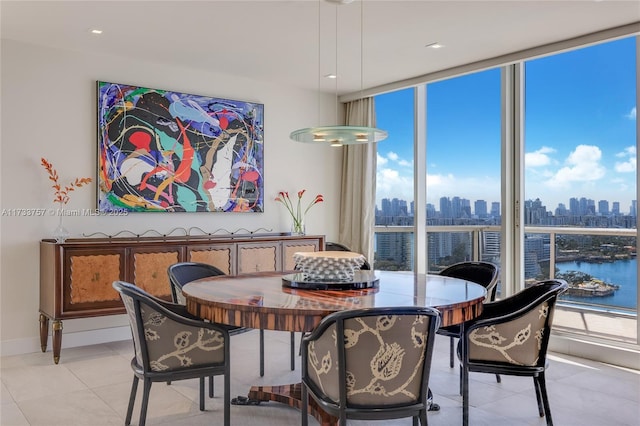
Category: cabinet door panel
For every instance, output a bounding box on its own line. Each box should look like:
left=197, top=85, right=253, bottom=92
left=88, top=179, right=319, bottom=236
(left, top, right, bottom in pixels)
left=238, top=242, right=280, bottom=274
left=62, top=247, right=126, bottom=315
left=132, top=249, right=181, bottom=298
left=188, top=244, right=235, bottom=275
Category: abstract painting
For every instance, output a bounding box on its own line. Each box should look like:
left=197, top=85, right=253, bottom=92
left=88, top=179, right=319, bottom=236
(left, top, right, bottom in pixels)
left=97, top=81, right=264, bottom=212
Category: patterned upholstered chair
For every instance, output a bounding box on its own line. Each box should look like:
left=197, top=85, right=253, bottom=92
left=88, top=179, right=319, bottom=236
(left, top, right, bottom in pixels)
left=458, top=279, right=568, bottom=426
left=301, top=306, right=441, bottom=426
left=168, top=262, right=283, bottom=378
left=113, top=281, right=231, bottom=426
left=437, top=261, right=500, bottom=368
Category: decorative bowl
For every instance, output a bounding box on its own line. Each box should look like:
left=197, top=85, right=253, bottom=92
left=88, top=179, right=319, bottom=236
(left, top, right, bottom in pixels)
left=293, top=251, right=366, bottom=282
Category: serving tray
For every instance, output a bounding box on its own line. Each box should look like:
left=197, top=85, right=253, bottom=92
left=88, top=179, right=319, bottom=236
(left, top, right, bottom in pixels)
left=282, top=270, right=379, bottom=290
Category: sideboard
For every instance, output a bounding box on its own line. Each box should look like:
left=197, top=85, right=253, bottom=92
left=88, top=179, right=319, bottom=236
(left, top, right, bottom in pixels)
left=39, top=233, right=325, bottom=363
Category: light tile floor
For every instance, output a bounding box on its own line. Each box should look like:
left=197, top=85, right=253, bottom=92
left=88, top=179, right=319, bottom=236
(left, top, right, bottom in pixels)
left=1, top=331, right=639, bottom=425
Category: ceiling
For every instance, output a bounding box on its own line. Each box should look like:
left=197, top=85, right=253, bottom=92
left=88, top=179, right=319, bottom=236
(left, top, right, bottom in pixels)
left=2, top=1, right=639, bottom=95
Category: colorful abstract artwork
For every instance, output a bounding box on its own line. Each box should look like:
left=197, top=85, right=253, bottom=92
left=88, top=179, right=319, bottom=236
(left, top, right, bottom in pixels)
left=97, top=81, right=264, bottom=212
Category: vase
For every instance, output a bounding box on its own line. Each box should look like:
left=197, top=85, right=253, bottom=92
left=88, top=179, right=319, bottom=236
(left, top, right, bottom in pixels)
left=291, top=219, right=305, bottom=236
left=53, top=210, right=69, bottom=243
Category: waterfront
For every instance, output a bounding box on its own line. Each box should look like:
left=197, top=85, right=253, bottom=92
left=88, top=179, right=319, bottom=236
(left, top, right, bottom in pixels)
left=556, top=258, right=637, bottom=310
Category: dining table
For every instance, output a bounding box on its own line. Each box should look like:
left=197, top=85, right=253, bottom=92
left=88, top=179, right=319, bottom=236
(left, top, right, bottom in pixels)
left=182, top=269, right=487, bottom=426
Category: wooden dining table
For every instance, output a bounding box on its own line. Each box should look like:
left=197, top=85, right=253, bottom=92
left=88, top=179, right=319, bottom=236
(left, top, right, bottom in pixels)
left=182, top=270, right=487, bottom=425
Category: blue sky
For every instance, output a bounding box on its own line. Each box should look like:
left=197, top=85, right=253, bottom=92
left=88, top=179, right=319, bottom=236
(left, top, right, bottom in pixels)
left=375, top=36, right=637, bottom=214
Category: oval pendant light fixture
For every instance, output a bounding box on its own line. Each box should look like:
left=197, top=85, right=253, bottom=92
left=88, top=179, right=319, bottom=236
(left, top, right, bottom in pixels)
left=290, top=0, right=387, bottom=146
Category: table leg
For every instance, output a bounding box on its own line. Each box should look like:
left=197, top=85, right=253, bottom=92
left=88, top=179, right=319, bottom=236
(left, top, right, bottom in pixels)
left=248, top=383, right=338, bottom=426
left=39, top=313, right=49, bottom=352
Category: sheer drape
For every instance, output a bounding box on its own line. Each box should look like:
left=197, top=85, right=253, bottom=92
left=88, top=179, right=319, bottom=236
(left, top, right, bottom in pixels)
left=339, top=98, right=377, bottom=262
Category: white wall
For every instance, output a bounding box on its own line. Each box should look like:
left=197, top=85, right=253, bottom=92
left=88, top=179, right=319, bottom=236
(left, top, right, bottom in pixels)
left=0, top=40, right=341, bottom=356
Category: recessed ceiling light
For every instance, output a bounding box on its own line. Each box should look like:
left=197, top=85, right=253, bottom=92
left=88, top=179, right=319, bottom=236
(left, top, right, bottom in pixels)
left=91, top=29, right=103, bottom=35
left=425, top=42, right=443, bottom=49
left=324, top=73, right=337, bottom=79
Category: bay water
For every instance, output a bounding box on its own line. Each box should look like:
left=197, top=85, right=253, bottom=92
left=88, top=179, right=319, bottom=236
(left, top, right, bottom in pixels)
left=556, top=257, right=637, bottom=310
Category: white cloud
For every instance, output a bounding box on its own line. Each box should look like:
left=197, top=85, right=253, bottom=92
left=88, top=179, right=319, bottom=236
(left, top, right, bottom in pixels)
left=545, top=145, right=605, bottom=188
left=616, top=146, right=636, bottom=157
left=615, top=146, right=636, bottom=173
left=380, top=151, right=412, bottom=168
left=615, top=160, right=636, bottom=173
left=426, top=173, right=500, bottom=204
left=376, top=167, right=413, bottom=204
left=626, top=106, right=636, bottom=120
left=525, top=146, right=556, bottom=168
left=377, top=153, right=388, bottom=166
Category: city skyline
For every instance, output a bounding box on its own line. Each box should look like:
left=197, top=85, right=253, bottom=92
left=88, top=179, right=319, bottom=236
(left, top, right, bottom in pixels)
left=376, top=194, right=637, bottom=217
left=374, top=37, right=637, bottom=213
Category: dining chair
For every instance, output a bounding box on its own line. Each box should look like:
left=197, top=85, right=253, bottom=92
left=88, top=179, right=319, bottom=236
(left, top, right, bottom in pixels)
left=301, top=306, right=441, bottom=426
left=325, top=241, right=372, bottom=270
left=296, top=242, right=373, bottom=357
left=167, top=262, right=280, bottom=380
left=437, top=261, right=500, bottom=368
left=458, top=279, right=568, bottom=426
left=113, top=281, right=231, bottom=426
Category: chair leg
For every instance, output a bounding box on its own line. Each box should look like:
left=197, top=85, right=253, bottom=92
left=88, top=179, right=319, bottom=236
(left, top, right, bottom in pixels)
left=413, top=415, right=419, bottom=426
left=199, top=377, right=205, bottom=411
left=139, top=378, right=152, bottom=426
left=125, top=376, right=138, bottom=426
left=462, top=365, right=469, bottom=426
left=449, top=336, right=454, bottom=368
left=460, top=324, right=469, bottom=426
left=259, top=328, right=265, bottom=377
left=537, top=373, right=553, bottom=426
left=533, top=376, right=544, bottom=416
left=419, top=409, right=428, bottom=426
left=495, top=374, right=501, bottom=383
left=224, top=371, right=230, bottom=426
left=301, top=383, right=309, bottom=426
left=209, top=376, right=214, bottom=398
left=290, top=331, right=295, bottom=371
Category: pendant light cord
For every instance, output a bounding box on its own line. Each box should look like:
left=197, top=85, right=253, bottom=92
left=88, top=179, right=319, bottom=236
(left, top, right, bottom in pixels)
left=334, top=2, right=339, bottom=126
left=360, top=0, right=364, bottom=102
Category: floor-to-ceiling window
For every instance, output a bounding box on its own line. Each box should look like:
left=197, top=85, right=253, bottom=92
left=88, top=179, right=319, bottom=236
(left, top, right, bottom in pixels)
left=374, top=34, right=638, bottom=357
left=374, top=88, right=415, bottom=270
left=523, top=36, right=637, bottom=343
left=425, top=69, right=502, bottom=278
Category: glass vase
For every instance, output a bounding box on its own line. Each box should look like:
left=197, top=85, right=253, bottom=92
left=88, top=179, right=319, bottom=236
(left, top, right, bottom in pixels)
left=291, top=219, right=305, bottom=236
left=53, top=210, right=69, bottom=243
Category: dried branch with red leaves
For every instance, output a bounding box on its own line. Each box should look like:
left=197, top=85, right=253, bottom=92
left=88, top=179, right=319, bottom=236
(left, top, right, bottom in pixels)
left=41, top=158, right=92, bottom=205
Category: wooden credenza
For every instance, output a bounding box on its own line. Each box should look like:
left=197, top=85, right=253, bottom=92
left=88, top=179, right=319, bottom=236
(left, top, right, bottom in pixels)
left=39, top=233, right=325, bottom=363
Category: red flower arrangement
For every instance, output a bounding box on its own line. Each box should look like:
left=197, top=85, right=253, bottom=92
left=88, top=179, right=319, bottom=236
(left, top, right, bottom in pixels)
left=275, top=190, right=323, bottom=233
left=41, top=158, right=92, bottom=205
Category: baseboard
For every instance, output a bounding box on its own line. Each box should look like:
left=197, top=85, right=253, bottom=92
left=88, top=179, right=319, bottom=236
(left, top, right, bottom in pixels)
left=0, top=326, right=131, bottom=357
left=549, top=333, right=640, bottom=370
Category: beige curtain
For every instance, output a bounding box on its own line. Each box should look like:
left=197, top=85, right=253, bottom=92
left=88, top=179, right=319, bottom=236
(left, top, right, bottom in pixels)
left=338, top=98, right=377, bottom=263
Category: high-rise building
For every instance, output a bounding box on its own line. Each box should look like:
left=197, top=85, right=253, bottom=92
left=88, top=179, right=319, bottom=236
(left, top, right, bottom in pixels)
left=376, top=232, right=413, bottom=270
left=475, top=199, right=488, bottom=218
left=490, top=202, right=500, bottom=218
left=569, top=197, right=579, bottom=215
left=612, top=202, right=620, bottom=215
left=598, top=200, right=609, bottom=215
left=451, top=196, right=462, bottom=218
left=439, top=197, right=451, bottom=218
left=555, top=203, right=568, bottom=216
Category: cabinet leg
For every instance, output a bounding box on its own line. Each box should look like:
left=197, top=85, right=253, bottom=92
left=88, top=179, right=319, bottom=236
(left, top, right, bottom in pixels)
left=39, top=314, right=49, bottom=352
left=52, top=320, right=63, bottom=364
